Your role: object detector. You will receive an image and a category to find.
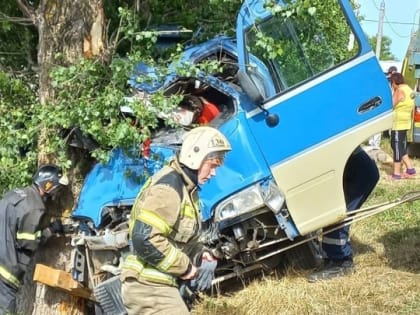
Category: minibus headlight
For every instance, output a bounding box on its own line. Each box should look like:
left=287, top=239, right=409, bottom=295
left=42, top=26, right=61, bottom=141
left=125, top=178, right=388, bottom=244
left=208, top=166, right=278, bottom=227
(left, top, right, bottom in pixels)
left=214, top=179, right=285, bottom=223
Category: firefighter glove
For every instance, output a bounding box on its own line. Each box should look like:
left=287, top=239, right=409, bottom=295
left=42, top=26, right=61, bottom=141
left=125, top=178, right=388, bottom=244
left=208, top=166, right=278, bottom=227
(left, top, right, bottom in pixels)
left=195, top=259, right=217, bottom=291
left=49, top=218, right=64, bottom=234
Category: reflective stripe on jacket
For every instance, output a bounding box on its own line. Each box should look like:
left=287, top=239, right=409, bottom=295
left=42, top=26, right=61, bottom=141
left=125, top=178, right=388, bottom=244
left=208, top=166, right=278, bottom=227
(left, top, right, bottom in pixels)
left=123, top=254, right=178, bottom=286
left=0, top=185, right=46, bottom=286
left=0, top=264, right=20, bottom=287
left=121, top=157, right=202, bottom=287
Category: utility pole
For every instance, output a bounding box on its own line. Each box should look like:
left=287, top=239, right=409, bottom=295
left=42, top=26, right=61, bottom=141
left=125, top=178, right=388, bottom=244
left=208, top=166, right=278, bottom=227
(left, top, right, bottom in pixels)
left=375, top=0, right=385, bottom=58
left=369, top=0, right=386, bottom=149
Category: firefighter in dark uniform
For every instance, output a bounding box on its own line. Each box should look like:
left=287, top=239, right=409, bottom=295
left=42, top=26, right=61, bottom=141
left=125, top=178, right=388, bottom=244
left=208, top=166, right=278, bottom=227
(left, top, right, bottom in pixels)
left=121, top=126, right=232, bottom=315
left=0, top=165, right=68, bottom=314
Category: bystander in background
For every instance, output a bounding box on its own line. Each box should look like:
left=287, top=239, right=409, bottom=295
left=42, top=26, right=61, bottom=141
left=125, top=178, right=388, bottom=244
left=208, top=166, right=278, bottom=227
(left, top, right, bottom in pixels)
left=388, top=72, right=416, bottom=180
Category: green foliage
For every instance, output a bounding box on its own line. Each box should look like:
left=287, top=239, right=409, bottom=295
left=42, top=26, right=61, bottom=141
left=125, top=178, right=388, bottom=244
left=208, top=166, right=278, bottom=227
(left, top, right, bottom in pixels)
left=264, top=0, right=357, bottom=63
left=43, top=1, right=230, bottom=167
left=248, top=0, right=357, bottom=89
left=0, top=0, right=38, bottom=71
left=49, top=55, right=148, bottom=161
left=47, top=45, right=224, bottom=165
left=0, top=71, right=38, bottom=192
left=368, top=35, right=397, bottom=60
left=130, top=0, right=241, bottom=41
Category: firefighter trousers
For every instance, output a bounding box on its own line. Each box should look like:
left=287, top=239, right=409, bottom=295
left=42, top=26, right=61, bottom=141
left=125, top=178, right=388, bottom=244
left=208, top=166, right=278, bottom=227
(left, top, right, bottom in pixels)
left=121, top=278, right=189, bottom=315
left=0, top=279, right=18, bottom=315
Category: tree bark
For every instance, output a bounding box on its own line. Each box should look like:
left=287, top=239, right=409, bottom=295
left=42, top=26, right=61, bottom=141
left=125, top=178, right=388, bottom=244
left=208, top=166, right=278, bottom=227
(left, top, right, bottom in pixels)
left=36, top=0, right=106, bottom=105
left=15, top=1, right=106, bottom=314
left=35, top=0, right=106, bottom=164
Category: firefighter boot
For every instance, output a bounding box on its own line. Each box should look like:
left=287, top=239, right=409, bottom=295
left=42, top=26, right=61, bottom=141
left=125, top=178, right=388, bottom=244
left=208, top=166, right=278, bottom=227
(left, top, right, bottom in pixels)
left=307, top=259, right=355, bottom=282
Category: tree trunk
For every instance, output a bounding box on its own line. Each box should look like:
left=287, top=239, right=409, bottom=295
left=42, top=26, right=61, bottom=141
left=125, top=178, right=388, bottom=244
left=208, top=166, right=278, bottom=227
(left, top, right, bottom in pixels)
left=36, top=0, right=106, bottom=164
left=16, top=1, right=106, bottom=314
left=36, top=0, right=106, bottom=105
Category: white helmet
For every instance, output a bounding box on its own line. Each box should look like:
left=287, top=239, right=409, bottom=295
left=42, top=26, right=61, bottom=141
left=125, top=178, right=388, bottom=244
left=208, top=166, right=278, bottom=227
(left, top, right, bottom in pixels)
left=179, top=126, right=231, bottom=170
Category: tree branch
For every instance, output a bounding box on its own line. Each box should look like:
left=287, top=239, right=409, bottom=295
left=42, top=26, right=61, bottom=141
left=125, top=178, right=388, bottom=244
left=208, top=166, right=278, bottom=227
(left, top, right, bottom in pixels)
left=0, top=12, right=33, bottom=26
left=16, top=0, right=36, bottom=25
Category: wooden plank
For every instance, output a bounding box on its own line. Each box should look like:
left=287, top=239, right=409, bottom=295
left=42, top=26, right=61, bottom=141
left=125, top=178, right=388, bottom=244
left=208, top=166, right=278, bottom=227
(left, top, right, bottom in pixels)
left=33, top=264, right=95, bottom=301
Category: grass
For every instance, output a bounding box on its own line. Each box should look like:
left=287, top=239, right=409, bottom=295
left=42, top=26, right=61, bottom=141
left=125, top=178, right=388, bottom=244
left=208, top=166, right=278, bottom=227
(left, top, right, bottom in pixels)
left=193, top=143, right=420, bottom=315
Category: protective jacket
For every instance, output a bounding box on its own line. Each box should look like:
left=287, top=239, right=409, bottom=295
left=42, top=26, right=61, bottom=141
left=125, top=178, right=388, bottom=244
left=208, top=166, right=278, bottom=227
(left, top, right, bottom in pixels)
left=0, top=185, right=47, bottom=287
left=121, top=157, right=203, bottom=287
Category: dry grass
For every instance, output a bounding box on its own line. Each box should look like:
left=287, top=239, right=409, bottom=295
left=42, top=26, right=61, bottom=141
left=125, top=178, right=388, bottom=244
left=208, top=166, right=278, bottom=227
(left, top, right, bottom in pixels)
left=193, top=145, right=420, bottom=315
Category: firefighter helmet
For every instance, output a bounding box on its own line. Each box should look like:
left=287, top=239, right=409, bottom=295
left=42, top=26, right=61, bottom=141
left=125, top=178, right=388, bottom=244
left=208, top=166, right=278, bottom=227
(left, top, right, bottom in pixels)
left=33, top=165, right=69, bottom=195
left=179, top=126, right=231, bottom=170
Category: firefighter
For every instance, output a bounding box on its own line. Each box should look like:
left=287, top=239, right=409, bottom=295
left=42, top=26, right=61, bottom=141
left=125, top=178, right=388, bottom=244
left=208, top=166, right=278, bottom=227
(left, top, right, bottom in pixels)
left=121, top=126, right=231, bottom=315
left=0, top=165, right=69, bottom=314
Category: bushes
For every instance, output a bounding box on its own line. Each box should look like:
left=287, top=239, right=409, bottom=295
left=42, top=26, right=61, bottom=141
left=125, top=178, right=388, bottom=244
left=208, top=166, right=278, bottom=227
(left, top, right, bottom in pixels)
left=0, top=71, right=38, bottom=193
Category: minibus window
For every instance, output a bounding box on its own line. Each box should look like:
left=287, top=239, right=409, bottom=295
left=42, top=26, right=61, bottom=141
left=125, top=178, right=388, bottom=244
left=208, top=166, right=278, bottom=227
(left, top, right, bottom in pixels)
left=245, top=1, right=359, bottom=94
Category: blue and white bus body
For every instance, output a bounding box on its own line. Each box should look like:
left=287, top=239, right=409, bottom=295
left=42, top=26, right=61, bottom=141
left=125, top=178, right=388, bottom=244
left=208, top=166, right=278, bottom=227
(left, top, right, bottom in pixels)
left=233, top=0, right=393, bottom=234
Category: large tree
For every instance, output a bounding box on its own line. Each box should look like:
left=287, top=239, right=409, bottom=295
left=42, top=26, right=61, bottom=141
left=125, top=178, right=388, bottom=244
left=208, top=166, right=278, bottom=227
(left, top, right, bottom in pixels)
left=369, top=34, right=397, bottom=60
left=12, top=1, right=107, bottom=314
left=17, top=0, right=107, bottom=164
